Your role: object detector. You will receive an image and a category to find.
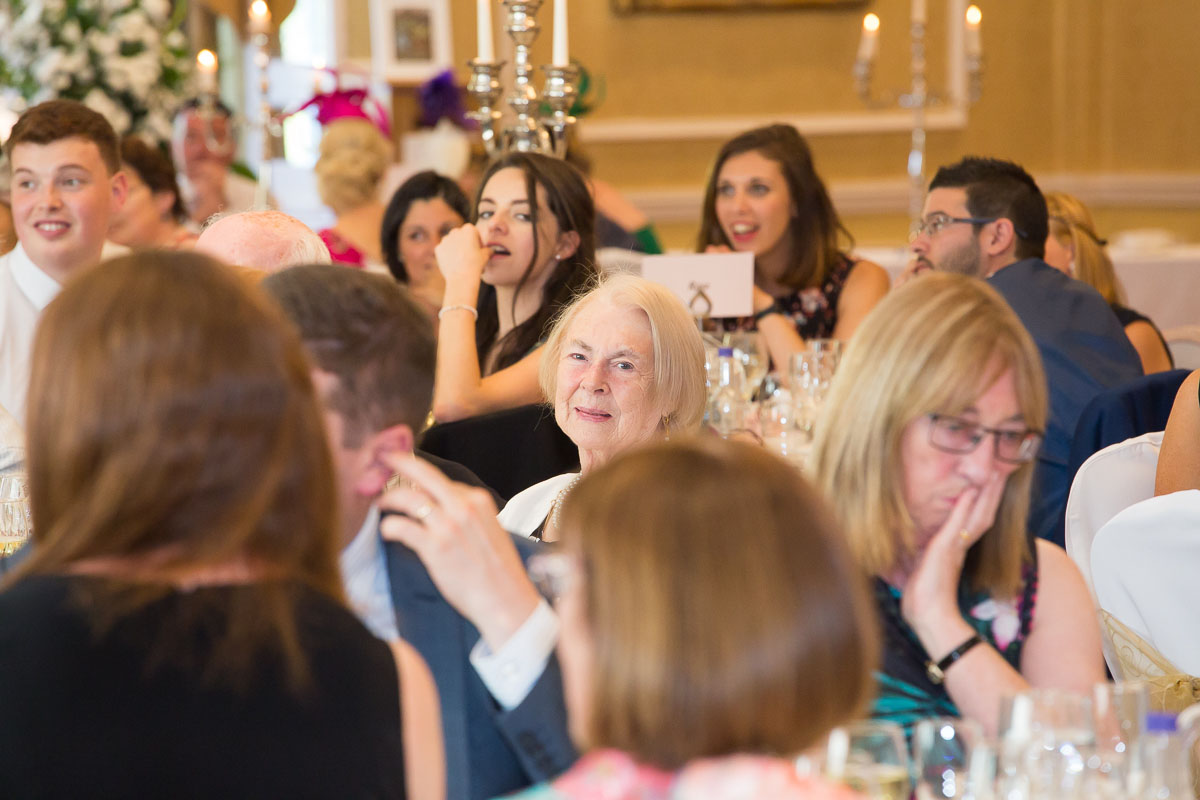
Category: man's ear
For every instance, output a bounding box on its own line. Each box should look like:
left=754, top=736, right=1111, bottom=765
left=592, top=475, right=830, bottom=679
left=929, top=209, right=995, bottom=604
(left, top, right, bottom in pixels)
left=354, top=423, right=416, bottom=497
left=109, top=170, right=128, bottom=213
left=554, top=229, right=581, bottom=261
left=983, top=217, right=1018, bottom=258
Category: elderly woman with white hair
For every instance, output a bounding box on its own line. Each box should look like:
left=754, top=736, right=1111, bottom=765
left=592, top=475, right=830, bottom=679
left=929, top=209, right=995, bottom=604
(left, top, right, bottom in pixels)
left=496, top=274, right=708, bottom=541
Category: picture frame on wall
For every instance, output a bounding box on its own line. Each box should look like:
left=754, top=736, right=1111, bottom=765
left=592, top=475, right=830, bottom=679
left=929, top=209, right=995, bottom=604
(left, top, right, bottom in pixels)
left=369, top=0, right=453, bottom=83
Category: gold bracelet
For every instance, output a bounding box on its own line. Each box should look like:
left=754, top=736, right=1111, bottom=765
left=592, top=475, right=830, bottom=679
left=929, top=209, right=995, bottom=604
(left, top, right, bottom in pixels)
left=438, top=304, right=479, bottom=321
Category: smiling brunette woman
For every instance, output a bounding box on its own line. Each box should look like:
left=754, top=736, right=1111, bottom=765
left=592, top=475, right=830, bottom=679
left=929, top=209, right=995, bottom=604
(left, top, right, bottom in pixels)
left=496, top=273, right=707, bottom=541
left=697, top=124, right=890, bottom=368
left=431, top=152, right=598, bottom=422
left=810, top=272, right=1104, bottom=736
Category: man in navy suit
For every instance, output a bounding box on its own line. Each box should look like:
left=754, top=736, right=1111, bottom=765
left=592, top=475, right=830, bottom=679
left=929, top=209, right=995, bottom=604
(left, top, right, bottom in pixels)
left=910, top=157, right=1143, bottom=545
left=262, top=265, right=575, bottom=800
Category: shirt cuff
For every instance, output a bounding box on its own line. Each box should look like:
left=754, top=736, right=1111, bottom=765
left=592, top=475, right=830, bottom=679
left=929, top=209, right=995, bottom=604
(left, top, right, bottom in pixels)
left=469, top=599, right=560, bottom=710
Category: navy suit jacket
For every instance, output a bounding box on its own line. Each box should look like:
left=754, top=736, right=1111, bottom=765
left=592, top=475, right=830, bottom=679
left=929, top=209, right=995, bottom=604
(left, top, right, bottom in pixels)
left=987, top=258, right=1143, bottom=545
left=383, top=532, right=576, bottom=800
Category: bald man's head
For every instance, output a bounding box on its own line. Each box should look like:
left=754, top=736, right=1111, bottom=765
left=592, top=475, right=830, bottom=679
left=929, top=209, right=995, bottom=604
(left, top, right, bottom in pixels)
left=195, top=210, right=332, bottom=273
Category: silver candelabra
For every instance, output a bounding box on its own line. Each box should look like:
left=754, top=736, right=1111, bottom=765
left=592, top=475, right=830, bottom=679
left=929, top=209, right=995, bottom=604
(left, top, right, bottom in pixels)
left=467, top=0, right=578, bottom=157
left=853, top=3, right=984, bottom=227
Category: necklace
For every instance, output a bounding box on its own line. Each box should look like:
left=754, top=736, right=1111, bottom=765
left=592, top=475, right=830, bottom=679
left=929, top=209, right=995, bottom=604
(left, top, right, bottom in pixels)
left=548, top=473, right=583, bottom=533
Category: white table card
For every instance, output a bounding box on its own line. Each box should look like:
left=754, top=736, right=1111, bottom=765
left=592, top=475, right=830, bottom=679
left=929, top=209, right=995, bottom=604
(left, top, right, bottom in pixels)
left=640, top=252, right=755, bottom=318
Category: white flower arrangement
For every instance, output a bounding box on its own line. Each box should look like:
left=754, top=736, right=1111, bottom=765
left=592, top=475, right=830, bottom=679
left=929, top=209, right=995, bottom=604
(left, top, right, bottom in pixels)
left=0, top=0, right=191, bottom=144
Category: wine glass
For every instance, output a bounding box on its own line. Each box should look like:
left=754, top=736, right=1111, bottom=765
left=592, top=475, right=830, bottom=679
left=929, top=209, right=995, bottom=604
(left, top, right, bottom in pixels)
left=723, top=331, right=768, bottom=402
left=1091, top=681, right=1149, bottom=795
left=913, top=717, right=984, bottom=799
left=0, top=473, right=32, bottom=557
left=998, top=689, right=1095, bottom=799
left=826, top=720, right=911, bottom=800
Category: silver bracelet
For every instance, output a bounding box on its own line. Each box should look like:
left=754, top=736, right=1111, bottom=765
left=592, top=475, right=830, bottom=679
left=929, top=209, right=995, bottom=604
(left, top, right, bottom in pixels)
left=438, top=304, right=479, bottom=321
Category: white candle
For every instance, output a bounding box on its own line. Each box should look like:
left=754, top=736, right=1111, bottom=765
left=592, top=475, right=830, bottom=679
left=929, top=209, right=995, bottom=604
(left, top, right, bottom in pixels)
left=476, top=0, right=494, bottom=62
left=248, top=0, right=271, bottom=37
left=911, top=0, right=926, bottom=27
left=196, top=49, right=218, bottom=94
left=965, top=5, right=983, bottom=58
left=552, top=0, right=569, bottom=67
left=857, top=14, right=880, bottom=64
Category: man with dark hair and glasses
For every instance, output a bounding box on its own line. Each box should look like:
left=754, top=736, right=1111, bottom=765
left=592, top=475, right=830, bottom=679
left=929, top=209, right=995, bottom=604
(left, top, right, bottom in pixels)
left=910, top=155, right=1142, bottom=546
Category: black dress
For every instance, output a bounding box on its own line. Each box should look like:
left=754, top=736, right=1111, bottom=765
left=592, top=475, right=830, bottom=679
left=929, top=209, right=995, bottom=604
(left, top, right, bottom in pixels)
left=1112, top=303, right=1175, bottom=369
left=0, top=574, right=406, bottom=799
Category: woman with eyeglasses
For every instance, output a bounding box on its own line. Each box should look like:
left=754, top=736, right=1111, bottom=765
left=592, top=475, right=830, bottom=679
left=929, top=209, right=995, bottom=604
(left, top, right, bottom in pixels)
left=810, top=272, right=1105, bottom=736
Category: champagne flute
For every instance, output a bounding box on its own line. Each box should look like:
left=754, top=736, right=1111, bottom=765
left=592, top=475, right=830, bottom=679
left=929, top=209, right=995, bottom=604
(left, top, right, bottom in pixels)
left=826, top=720, right=911, bottom=800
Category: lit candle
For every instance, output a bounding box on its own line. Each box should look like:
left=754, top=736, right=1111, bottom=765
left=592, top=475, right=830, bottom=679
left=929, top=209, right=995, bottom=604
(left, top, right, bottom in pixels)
left=857, top=14, right=880, bottom=64
left=476, top=0, right=494, bottom=62
left=248, top=0, right=271, bottom=37
left=552, top=0, right=568, bottom=68
left=965, top=5, right=983, bottom=58
left=911, top=0, right=926, bottom=27
left=196, top=49, right=218, bottom=94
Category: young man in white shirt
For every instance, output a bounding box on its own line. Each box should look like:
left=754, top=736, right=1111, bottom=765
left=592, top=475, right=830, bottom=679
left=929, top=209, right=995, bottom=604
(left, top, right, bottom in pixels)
left=0, top=100, right=127, bottom=430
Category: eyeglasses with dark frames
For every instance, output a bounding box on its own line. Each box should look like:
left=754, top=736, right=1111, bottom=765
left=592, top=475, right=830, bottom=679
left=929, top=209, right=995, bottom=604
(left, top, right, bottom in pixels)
left=926, top=413, right=1042, bottom=464
left=911, top=213, right=1030, bottom=241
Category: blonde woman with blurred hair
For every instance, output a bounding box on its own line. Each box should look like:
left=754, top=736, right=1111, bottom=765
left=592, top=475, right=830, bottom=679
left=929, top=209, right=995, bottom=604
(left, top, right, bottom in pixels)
left=811, top=272, right=1104, bottom=736
left=1044, top=191, right=1172, bottom=373
left=316, top=117, right=392, bottom=269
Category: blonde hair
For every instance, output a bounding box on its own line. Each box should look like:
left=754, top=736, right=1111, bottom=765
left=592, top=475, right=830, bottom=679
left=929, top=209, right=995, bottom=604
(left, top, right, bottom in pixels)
left=539, top=273, right=707, bottom=433
left=314, top=118, right=391, bottom=214
left=561, top=437, right=877, bottom=768
left=1045, top=191, right=1123, bottom=305
left=810, top=272, right=1047, bottom=598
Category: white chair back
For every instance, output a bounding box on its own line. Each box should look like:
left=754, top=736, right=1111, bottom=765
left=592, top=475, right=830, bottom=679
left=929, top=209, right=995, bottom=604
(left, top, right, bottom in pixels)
left=1163, top=325, right=1200, bottom=370
left=1092, top=490, right=1200, bottom=677
left=1064, top=430, right=1163, bottom=602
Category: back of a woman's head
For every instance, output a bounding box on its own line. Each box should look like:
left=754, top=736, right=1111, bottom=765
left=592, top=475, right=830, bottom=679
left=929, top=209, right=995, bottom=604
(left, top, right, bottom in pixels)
left=559, top=437, right=877, bottom=768
left=25, top=251, right=340, bottom=588
left=1045, top=190, right=1121, bottom=304
left=315, top=118, right=391, bottom=214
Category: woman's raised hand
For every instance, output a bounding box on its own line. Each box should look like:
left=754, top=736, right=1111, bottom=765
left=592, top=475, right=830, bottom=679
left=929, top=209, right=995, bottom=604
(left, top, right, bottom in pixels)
left=434, top=223, right=491, bottom=286
left=900, top=472, right=1007, bottom=655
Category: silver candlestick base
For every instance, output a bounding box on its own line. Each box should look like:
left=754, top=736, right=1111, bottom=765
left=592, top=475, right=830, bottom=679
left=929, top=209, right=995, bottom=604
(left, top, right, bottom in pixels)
left=466, top=0, right=579, bottom=157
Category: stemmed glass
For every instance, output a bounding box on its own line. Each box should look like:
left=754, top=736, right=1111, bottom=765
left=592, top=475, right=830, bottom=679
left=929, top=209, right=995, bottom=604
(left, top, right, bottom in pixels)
left=825, top=720, right=911, bottom=800
left=997, top=689, right=1095, bottom=799
left=722, top=331, right=768, bottom=402
left=0, top=474, right=32, bottom=557
left=913, top=717, right=984, bottom=799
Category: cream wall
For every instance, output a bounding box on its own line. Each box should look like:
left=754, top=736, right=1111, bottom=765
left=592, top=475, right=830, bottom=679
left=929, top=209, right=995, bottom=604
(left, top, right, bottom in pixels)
left=388, top=0, right=1199, bottom=249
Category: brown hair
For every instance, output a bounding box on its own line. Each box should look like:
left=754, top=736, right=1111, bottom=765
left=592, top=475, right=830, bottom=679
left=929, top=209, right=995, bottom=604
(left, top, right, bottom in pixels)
left=473, top=152, right=598, bottom=372
left=261, top=264, right=436, bottom=447
left=6, top=100, right=120, bottom=174
left=696, top=124, right=852, bottom=291
left=1045, top=191, right=1122, bottom=304
left=810, top=272, right=1046, bottom=598
left=120, top=135, right=187, bottom=222
left=560, top=437, right=878, bottom=768
left=19, top=251, right=343, bottom=689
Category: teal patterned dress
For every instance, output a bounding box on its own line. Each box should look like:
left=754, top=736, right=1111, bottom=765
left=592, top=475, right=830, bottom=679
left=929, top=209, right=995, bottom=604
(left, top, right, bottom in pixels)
left=871, top=554, right=1039, bottom=737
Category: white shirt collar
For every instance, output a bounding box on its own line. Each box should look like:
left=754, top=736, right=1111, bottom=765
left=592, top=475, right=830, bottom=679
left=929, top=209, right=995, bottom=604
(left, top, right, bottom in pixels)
left=9, top=243, right=61, bottom=311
